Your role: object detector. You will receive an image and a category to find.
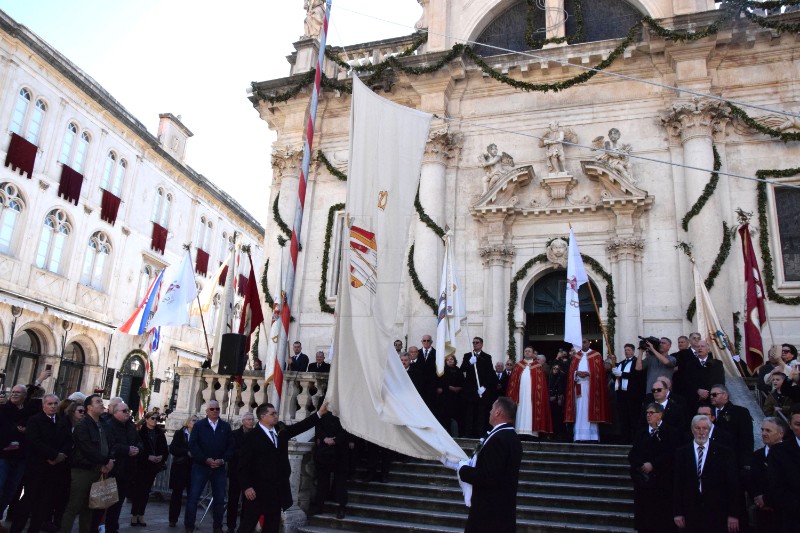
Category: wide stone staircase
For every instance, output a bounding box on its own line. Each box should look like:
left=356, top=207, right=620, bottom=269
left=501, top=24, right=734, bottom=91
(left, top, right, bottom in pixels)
left=300, top=439, right=635, bottom=533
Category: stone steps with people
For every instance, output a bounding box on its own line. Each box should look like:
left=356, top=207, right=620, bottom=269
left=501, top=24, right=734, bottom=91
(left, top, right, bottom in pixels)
left=301, top=440, right=634, bottom=533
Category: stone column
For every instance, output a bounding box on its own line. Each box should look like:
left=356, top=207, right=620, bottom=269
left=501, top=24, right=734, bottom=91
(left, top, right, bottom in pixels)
left=545, top=0, right=566, bottom=41
left=479, top=242, right=514, bottom=367
left=607, top=236, right=644, bottom=355
left=412, top=131, right=460, bottom=323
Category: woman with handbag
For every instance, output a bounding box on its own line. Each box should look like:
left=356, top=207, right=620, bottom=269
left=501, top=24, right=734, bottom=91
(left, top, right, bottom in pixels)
left=167, top=415, right=197, bottom=527
left=129, top=412, right=168, bottom=526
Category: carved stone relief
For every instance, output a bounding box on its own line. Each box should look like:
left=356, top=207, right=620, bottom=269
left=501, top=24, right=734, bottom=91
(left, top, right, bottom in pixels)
left=424, top=129, right=462, bottom=165
left=478, top=143, right=514, bottom=194
left=546, top=238, right=569, bottom=268
left=271, top=146, right=304, bottom=184
left=606, top=237, right=645, bottom=262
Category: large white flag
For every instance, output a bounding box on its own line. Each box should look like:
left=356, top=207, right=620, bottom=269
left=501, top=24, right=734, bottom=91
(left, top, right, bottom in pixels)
left=435, top=230, right=465, bottom=376
left=264, top=249, right=284, bottom=388
left=564, top=227, right=588, bottom=348
left=211, top=242, right=237, bottom=373
left=328, top=76, right=466, bottom=462
left=148, top=252, right=198, bottom=329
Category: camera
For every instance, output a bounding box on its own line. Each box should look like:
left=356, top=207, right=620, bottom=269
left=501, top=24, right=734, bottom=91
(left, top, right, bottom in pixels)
left=638, top=336, right=661, bottom=351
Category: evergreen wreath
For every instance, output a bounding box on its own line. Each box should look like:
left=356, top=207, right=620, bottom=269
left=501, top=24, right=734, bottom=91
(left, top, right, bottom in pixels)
left=729, top=103, right=800, bottom=143
left=415, top=187, right=445, bottom=238
left=684, top=221, right=735, bottom=321
left=682, top=145, right=722, bottom=231
left=319, top=202, right=345, bottom=314
left=262, top=258, right=274, bottom=308
left=272, top=193, right=292, bottom=238
left=317, top=151, right=348, bottom=181
left=732, top=311, right=742, bottom=356
left=507, top=251, right=615, bottom=358
left=325, top=32, right=429, bottom=72
left=525, top=0, right=585, bottom=49
left=408, top=243, right=438, bottom=314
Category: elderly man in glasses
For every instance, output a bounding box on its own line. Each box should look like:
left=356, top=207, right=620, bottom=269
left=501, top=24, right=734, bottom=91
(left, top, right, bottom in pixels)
left=102, top=401, right=142, bottom=533
left=185, top=400, right=234, bottom=533
left=645, top=378, right=688, bottom=435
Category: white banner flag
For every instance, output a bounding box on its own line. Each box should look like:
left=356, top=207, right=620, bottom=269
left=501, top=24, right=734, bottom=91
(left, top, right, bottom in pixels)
left=148, top=252, right=198, bottom=329
left=435, top=230, right=465, bottom=376
left=564, top=227, right=588, bottom=348
left=328, top=76, right=466, bottom=462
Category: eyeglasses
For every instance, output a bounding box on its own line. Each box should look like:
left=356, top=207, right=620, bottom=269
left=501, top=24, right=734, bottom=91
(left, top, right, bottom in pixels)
left=422, top=339, right=432, bottom=343
left=208, top=407, right=220, bottom=411
left=472, top=341, right=481, bottom=345
left=709, top=392, right=722, bottom=397
left=645, top=411, right=658, bottom=415
left=76, top=409, right=85, bottom=413
left=651, top=388, right=663, bottom=393
left=782, top=349, right=791, bottom=352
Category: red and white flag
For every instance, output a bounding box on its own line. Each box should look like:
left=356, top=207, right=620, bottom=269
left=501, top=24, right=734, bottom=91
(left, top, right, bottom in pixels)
left=738, top=223, right=766, bottom=372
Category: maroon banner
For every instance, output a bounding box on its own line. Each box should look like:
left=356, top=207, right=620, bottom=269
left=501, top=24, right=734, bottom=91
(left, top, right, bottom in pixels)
left=739, top=223, right=766, bottom=371
left=151, top=223, right=168, bottom=254
left=218, top=265, right=228, bottom=286
left=4, top=133, right=37, bottom=178
left=100, top=189, right=121, bottom=225
left=237, top=274, right=248, bottom=297
left=195, top=248, right=209, bottom=276
left=237, top=254, right=265, bottom=355
left=58, top=164, right=83, bottom=206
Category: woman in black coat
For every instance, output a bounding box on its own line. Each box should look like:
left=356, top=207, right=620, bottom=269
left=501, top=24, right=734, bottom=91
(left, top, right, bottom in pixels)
left=167, top=415, right=197, bottom=527
left=436, top=354, right=465, bottom=436
left=129, top=412, right=168, bottom=526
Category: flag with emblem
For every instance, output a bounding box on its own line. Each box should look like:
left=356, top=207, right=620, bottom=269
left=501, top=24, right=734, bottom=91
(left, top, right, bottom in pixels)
left=564, top=227, right=588, bottom=348
left=148, top=251, right=197, bottom=329
left=435, top=230, right=465, bottom=376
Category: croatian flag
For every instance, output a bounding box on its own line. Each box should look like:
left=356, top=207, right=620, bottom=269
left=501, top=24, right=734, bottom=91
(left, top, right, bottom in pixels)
left=119, top=269, right=164, bottom=335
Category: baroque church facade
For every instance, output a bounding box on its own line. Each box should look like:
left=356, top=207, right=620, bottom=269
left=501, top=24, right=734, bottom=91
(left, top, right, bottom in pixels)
left=252, top=0, right=800, bottom=366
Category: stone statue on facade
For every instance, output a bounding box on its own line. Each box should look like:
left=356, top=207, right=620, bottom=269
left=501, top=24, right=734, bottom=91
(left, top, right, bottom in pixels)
left=591, top=128, right=633, bottom=182
left=539, top=122, right=577, bottom=174
left=303, top=0, right=326, bottom=40
left=546, top=237, right=569, bottom=267
left=478, top=143, right=514, bottom=193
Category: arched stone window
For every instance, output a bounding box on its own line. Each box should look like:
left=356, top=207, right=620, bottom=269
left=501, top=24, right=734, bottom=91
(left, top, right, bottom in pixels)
left=35, top=208, right=71, bottom=273
left=101, top=151, right=126, bottom=196
left=80, top=231, right=112, bottom=290
left=9, top=88, right=48, bottom=144
left=0, top=182, right=25, bottom=254
left=59, top=122, right=92, bottom=173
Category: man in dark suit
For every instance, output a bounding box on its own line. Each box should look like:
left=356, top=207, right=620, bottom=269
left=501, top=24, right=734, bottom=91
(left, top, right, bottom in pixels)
left=749, top=417, right=785, bottom=532
left=185, top=400, right=234, bottom=533
left=673, top=415, right=739, bottom=532
left=226, top=412, right=255, bottom=533
left=9, top=393, right=72, bottom=533
left=306, top=351, right=330, bottom=373
left=420, top=335, right=438, bottom=411
left=454, top=397, right=521, bottom=533
left=672, top=332, right=700, bottom=402
left=238, top=402, right=327, bottom=533
left=696, top=405, right=734, bottom=449
left=767, top=408, right=800, bottom=532
left=460, top=337, right=497, bottom=437
left=494, top=362, right=510, bottom=397
left=645, top=379, right=688, bottom=436
left=407, top=346, right=427, bottom=401
left=628, top=403, right=680, bottom=533
left=289, top=341, right=309, bottom=371
left=681, top=340, right=725, bottom=412
left=613, top=343, right=645, bottom=443
left=709, top=384, right=753, bottom=472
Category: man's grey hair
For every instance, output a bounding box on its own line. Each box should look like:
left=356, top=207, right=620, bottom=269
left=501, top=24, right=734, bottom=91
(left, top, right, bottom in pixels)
left=42, top=393, right=59, bottom=403
left=241, top=412, right=255, bottom=420
left=762, top=417, right=785, bottom=433
left=112, top=402, right=128, bottom=414
left=691, top=414, right=712, bottom=428
left=109, top=396, right=123, bottom=404
left=645, top=402, right=664, bottom=413
left=710, top=384, right=729, bottom=394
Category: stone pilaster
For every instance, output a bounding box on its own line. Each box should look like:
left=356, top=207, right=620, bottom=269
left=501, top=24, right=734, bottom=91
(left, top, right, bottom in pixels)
left=607, top=237, right=644, bottom=353
left=479, top=244, right=514, bottom=366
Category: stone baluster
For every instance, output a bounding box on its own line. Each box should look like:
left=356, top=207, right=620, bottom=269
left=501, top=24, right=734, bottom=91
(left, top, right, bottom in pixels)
left=238, top=379, right=253, bottom=416
left=253, top=379, right=266, bottom=409
left=200, top=375, right=214, bottom=410
left=294, top=375, right=314, bottom=421
left=280, top=372, right=301, bottom=422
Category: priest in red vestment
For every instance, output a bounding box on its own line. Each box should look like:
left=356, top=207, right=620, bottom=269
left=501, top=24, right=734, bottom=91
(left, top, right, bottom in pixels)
left=564, top=339, right=611, bottom=441
left=506, top=347, right=552, bottom=436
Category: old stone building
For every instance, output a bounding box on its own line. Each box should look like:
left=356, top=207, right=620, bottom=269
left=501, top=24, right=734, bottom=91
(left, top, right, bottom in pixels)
left=0, top=10, right=264, bottom=412
left=252, top=0, right=800, bottom=367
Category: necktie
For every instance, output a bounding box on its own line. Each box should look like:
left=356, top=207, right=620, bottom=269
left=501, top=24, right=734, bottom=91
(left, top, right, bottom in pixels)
left=270, top=430, right=278, bottom=448
left=497, top=373, right=502, bottom=379
left=697, top=445, right=705, bottom=484
left=649, top=428, right=656, bottom=436
left=424, top=350, right=428, bottom=360
left=51, top=416, right=56, bottom=424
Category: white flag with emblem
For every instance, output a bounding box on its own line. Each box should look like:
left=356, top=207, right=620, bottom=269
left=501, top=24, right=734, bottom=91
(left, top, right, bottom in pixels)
left=148, top=251, right=197, bottom=329
left=435, top=230, right=465, bottom=376
left=564, top=227, right=588, bottom=348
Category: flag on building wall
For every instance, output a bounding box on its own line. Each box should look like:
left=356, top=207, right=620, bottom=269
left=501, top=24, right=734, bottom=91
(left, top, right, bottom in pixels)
left=190, top=250, right=231, bottom=316
left=211, top=242, right=238, bottom=373
left=435, top=230, right=465, bottom=376
left=564, top=228, right=588, bottom=348
left=119, top=269, right=164, bottom=335
left=328, top=76, right=466, bottom=462
left=237, top=253, right=264, bottom=355
left=149, top=252, right=198, bottom=329
left=738, top=223, right=766, bottom=372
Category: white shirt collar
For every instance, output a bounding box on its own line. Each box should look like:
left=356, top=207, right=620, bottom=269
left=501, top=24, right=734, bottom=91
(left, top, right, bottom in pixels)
left=208, top=418, right=218, bottom=431
left=258, top=422, right=275, bottom=436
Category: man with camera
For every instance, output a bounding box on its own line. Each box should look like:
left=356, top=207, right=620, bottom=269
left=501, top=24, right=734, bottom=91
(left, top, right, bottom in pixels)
left=635, top=336, right=676, bottom=392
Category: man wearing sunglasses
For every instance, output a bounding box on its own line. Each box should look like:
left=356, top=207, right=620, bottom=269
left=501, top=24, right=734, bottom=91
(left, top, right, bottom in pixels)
left=103, top=402, right=142, bottom=533
left=647, top=379, right=687, bottom=435
left=185, top=400, right=233, bottom=533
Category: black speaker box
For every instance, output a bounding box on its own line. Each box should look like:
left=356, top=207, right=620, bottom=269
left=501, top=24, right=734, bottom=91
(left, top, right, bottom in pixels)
left=218, top=333, right=247, bottom=375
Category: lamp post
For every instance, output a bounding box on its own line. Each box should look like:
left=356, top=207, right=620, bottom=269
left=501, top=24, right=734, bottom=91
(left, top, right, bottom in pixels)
left=1, top=305, right=23, bottom=391
left=53, top=320, right=73, bottom=394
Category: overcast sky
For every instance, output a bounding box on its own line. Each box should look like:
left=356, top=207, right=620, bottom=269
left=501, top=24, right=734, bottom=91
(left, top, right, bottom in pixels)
left=0, top=1, right=422, bottom=225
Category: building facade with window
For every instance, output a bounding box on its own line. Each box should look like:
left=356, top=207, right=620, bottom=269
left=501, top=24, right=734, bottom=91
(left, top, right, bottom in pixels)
left=252, top=0, right=800, bottom=365
left=0, top=11, right=264, bottom=412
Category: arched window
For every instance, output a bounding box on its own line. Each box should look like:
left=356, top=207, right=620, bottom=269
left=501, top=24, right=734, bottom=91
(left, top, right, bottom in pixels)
left=151, top=188, right=172, bottom=228
left=35, top=208, right=71, bottom=273
left=80, top=231, right=111, bottom=290
left=9, top=88, right=31, bottom=135
left=101, top=151, right=126, bottom=196
left=59, top=123, right=91, bottom=173
left=27, top=98, right=47, bottom=145
left=197, top=216, right=213, bottom=251
left=137, top=264, right=157, bottom=303
left=0, top=182, right=25, bottom=254
left=219, top=231, right=229, bottom=259
left=8, top=88, right=47, bottom=145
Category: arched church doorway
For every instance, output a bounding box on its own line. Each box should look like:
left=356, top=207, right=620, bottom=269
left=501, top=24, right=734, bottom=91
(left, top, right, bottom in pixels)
left=523, top=270, right=603, bottom=359
left=6, top=330, right=42, bottom=391
left=118, top=354, right=145, bottom=414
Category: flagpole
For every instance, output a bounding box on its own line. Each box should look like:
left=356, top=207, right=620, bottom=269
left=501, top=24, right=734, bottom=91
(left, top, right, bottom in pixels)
left=195, top=292, right=213, bottom=361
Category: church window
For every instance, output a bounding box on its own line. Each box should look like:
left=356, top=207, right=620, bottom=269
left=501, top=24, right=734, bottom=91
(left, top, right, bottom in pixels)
left=59, top=123, right=92, bottom=173
left=774, top=186, right=800, bottom=282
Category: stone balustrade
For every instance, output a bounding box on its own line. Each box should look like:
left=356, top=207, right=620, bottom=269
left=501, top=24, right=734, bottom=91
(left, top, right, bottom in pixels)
left=326, top=34, right=423, bottom=79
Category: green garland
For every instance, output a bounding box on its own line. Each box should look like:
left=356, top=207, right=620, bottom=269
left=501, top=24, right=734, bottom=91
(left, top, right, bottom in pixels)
left=408, top=243, right=437, bottom=314
left=641, top=13, right=729, bottom=42
left=507, top=252, right=615, bottom=358
left=732, top=311, right=742, bottom=356
left=325, top=32, right=428, bottom=72
left=756, top=167, right=800, bottom=305
left=251, top=329, right=259, bottom=359
left=686, top=221, right=734, bottom=321
left=415, top=187, right=445, bottom=238
left=317, top=151, right=348, bottom=181
left=736, top=3, right=800, bottom=33
left=272, top=192, right=292, bottom=238
left=682, top=145, right=722, bottom=231
left=253, top=70, right=316, bottom=105
left=729, top=103, right=800, bottom=143
left=261, top=258, right=273, bottom=308
left=525, top=0, right=584, bottom=49
left=319, top=202, right=345, bottom=314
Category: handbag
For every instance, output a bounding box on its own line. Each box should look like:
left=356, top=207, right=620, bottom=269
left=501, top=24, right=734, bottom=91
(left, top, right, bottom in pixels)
left=89, top=475, right=119, bottom=509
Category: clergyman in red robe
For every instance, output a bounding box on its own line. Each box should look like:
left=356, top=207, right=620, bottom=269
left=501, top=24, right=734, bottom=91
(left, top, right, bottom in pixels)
left=564, top=339, right=611, bottom=441
left=506, top=347, right=552, bottom=435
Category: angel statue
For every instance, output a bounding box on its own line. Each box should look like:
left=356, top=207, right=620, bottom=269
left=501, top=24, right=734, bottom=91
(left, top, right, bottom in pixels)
left=539, top=122, right=577, bottom=174
left=303, top=0, right=326, bottom=40
left=591, top=128, right=633, bottom=182
left=478, top=143, right=515, bottom=194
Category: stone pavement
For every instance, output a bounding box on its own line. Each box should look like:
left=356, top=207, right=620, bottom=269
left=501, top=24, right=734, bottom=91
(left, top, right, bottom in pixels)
left=116, top=496, right=220, bottom=533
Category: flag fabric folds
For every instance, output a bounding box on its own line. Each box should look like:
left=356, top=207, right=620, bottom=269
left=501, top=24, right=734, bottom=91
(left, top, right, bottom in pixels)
left=191, top=250, right=231, bottom=316
left=738, top=223, right=767, bottom=372
left=264, top=250, right=285, bottom=403
left=211, top=243, right=238, bottom=373
left=692, top=262, right=741, bottom=378
left=328, top=76, right=466, bottom=462
left=564, top=228, right=588, bottom=348
left=148, top=252, right=198, bottom=329
left=237, top=253, right=265, bottom=355
left=119, top=269, right=164, bottom=335
left=435, top=230, right=465, bottom=376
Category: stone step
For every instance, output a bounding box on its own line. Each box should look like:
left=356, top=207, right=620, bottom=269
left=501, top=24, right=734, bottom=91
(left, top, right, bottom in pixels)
left=375, top=467, right=631, bottom=489
left=455, top=438, right=632, bottom=456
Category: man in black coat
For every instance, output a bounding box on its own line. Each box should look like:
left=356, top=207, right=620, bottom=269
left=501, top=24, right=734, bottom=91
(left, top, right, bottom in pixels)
left=767, top=408, right=800, bottom=533
left=238, top=402, right=327, bottom=533
left=644, top=379, right=688, bottom=437
left=748, top=417, right=785, bottom=532
left=673, top=415, right=739, bottom=533
left=226, top=412, right=255, bottom=533
left=10, top=393, right=72, bottom=533
left=460, top=337, right=497, bottom=437
left=419, top=335, right=439, bottom=410
left=628, top=403, right=680, bottom=533
left=103, top=401, right=143, bottom=533
left=709, top=384, right=753, bottom=473
left=289, top=341, right=309, bottom=371
left=306, top=351, right=330, bottom=373
left=494, top=361, right=510, bottom=397
left=680, top=340, right=725, bottom=412
left=451, top=397, right=521, bottom=533
left=407, top=346, right=427, bottom=401
left=310, top=411, right=351, bottom=518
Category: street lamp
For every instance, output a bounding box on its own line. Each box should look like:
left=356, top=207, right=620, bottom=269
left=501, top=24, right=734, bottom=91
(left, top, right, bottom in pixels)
left=1, top=306, right=23, bottom=391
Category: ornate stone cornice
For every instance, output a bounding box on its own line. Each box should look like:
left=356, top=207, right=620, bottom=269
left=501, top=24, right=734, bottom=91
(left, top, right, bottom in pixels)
left=271, top=146, right=304, bottom=184
left=423, top=129, right=462, bottom=165
left=661, top=97, right=730, bottom=144
left=606, top=237, right=645, bottom=262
